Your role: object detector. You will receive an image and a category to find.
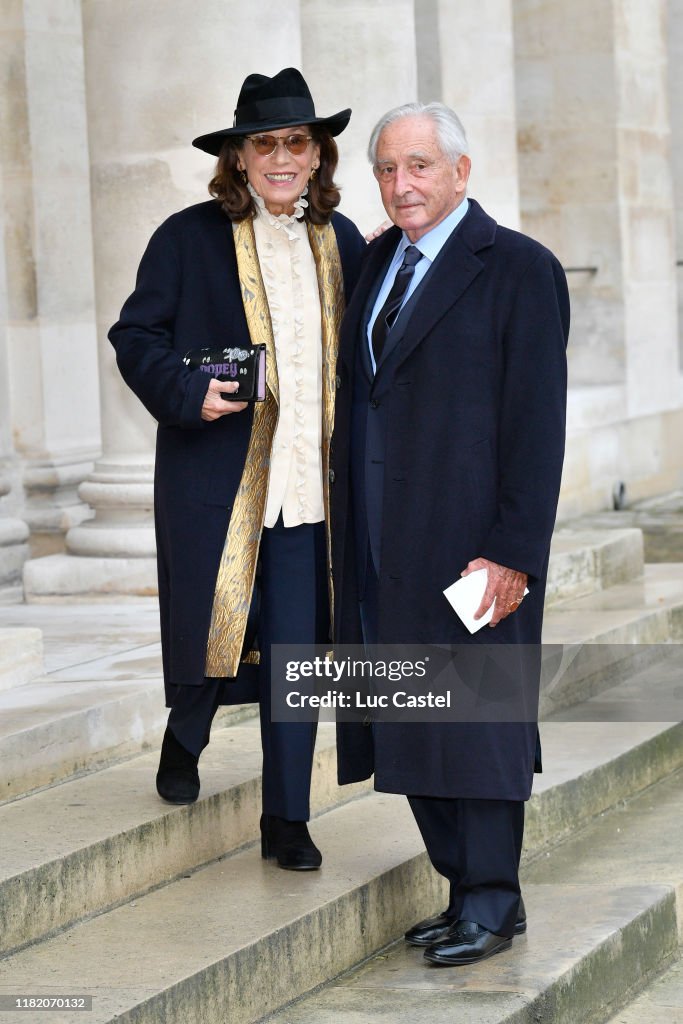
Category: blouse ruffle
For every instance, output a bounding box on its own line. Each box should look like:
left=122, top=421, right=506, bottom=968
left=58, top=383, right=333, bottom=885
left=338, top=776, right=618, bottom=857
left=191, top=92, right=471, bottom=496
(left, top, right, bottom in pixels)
left=250, top=186, right=322, bottom=527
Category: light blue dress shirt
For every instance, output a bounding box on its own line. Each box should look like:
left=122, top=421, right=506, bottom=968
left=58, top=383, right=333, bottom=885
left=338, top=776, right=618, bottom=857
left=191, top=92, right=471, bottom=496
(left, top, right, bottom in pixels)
left=366, top=198, right=470, bottom=373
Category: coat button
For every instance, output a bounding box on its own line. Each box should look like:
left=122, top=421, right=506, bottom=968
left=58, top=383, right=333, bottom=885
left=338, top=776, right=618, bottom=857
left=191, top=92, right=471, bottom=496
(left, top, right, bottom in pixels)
left=329, top=469, right=336, bottom=483
left=335, top=374, right=342, bottom=390
left=370, top=399, right=380, bottom=409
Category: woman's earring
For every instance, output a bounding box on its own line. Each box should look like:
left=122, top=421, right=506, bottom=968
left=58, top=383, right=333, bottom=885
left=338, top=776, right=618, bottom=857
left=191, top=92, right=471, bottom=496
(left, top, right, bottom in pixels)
left=309, top=167, right=317, bottom=182
left=239, top=169, right=248, bottom=184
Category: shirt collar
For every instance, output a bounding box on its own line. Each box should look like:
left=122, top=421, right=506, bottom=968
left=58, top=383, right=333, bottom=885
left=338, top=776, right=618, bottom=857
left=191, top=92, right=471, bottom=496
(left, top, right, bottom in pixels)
left=395, top=197, right=470, bottom=265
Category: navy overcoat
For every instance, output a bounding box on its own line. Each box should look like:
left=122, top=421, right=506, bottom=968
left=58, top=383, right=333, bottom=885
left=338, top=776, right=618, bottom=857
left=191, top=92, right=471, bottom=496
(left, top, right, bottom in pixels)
left=109, top=199, right=365, bottom=704
left=331, top=199, right=570, bottom=801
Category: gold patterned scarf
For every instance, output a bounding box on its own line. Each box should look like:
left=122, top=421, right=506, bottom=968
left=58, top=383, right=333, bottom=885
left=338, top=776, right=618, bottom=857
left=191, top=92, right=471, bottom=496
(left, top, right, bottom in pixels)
left=204, top=216, right=344, bottom=678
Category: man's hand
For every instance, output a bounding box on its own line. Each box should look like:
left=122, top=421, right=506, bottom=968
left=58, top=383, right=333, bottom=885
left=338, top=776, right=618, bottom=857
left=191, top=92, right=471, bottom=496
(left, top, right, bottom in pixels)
left=201, top=379, right=248, bottom=421
left=461, top=557, right=528, bottom=627
left=364, top=219, right=393, bottom=242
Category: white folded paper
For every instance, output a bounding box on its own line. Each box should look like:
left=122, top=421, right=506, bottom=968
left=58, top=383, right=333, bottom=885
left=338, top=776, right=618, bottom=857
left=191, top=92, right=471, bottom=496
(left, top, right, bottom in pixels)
left=443, top=567, right=529, bottom=634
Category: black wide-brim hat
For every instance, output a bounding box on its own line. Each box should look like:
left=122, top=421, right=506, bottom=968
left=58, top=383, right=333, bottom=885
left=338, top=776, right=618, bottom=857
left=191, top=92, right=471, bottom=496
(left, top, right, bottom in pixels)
left=192, top=67, right=351, bottom=157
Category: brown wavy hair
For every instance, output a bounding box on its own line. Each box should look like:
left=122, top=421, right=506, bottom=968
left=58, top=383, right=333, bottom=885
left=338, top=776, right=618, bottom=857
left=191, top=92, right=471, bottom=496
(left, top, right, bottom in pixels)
left=208, top=129, right=341, bottom=225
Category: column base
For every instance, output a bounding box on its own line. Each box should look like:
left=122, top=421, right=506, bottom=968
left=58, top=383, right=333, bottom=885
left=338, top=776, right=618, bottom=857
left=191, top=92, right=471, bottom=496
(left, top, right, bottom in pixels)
left=23, top=554, right=158, bottom=602
left=23, top=454, right=97, bottom=558
left=0, top=516, right=31, bottom=603
left=22, top=453, right=159, bottom=599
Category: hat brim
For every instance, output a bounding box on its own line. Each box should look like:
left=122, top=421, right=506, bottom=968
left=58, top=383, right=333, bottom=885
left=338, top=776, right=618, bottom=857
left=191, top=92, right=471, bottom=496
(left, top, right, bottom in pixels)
left=192, top=109, right=351, bottom=157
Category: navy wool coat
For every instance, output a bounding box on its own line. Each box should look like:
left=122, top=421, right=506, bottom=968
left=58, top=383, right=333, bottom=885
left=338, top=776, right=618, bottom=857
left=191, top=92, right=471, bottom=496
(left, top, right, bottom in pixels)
left=109, top=199, right=365, bottom=704
left=331, top=199, right=570, bottom=801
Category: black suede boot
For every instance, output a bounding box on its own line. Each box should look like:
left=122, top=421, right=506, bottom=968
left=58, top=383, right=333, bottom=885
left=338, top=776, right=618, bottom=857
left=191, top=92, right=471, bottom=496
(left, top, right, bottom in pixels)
left=260, top=814, right=322, bottom=870
left=156, top=727, right=200, bottom=804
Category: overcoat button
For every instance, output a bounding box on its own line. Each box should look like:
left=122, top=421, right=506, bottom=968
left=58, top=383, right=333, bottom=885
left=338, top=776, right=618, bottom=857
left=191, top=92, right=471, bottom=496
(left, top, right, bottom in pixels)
left=335, top=375, right=342, bottom=389
left=329, top=469, right=336, bottom=483
left=370, top=399, right=380, bottom=409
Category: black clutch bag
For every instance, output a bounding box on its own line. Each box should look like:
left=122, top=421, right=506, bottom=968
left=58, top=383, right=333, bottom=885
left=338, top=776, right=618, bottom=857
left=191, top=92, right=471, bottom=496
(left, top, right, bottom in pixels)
left=182, top=345, right=267, bottom=402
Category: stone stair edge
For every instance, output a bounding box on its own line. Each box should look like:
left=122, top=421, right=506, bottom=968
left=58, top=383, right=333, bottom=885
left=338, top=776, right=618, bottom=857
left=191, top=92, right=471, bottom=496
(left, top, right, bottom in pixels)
left=259, top=887, right=678, bottom=1024
left=1, top=715, right=681, bottom=963
left=0, top=524, right=670, bottom=801
left=1, top=786, right=678, bottom=1024
left=0, top=794, right=445, bottom=1024
left=547, top=525, right=644, bottom=605
left=5, top=592, right=678, bottom=806
left=0, top=685, right=257, bottom=804
left=0, top=729, right=368, bottom=958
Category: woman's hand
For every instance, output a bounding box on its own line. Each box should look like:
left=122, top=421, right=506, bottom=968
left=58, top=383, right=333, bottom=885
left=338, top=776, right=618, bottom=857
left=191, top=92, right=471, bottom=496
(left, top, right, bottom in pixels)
left=364, top=219, right=393, bottom=242
left=201, top=379, right=249, bottom=421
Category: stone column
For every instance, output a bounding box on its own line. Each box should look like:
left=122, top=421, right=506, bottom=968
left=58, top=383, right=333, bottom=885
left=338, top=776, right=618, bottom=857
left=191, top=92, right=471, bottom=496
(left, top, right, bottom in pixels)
left=301, top=0, right=418, bottom=233
left=24, top=0, right=303, bottom=597
left=0, top=165, right=29, bottom=603
left=0, top=0, right=100, bottom=568
left=431, top=0, right=521, bottom=229
left=669, top=0, right=683, bottom=369
left=615, top=0, right=679, bottom=417
left=513, top=0, right=679, bottom=411
left=513, top=0, right=682, bottom=513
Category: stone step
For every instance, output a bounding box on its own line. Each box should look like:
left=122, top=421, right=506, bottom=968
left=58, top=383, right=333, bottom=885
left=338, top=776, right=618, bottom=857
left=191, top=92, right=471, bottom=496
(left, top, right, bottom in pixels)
left=0, top=627, right=43, bottom=691
left=1, top=706, right=680, bottom=972
left=546, top=526, right=644, bottom=605
left=0, top=722, right=368, bottom=957
left=5, top=558, right=679, bottom=802
left=540, top=563, right=683, bottom=716
left=0, top=781, right=679, bottom=1024
left=544, top=644, right=683, bottom=725
left=0, top=529, right=657, bottom=799
left=602, top=956, right=683, bottom=1023
left=263, top=885, right=675, bottom=1024
left=263, top=755, right=683, bottom=1024
left=0, top=601, right=171, bottom=801
left=565, top=489, right=683, bottom=564
left=0, top=673, right=168, bottom=802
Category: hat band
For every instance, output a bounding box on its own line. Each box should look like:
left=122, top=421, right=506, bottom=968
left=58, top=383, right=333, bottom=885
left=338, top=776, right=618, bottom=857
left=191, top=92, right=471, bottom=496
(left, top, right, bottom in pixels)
left=234, top=96, right=316, bottom=129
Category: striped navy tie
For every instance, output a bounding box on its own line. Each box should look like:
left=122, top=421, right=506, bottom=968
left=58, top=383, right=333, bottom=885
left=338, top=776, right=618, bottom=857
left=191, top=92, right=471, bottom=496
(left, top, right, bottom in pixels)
left=371, top=245, right=423, bottom=364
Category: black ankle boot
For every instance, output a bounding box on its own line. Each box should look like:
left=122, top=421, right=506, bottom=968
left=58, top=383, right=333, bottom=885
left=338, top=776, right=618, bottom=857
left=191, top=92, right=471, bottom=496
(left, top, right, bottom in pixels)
left=260, top=814, right=322, bottom=870
left=156, top=727, right=200, bottom=804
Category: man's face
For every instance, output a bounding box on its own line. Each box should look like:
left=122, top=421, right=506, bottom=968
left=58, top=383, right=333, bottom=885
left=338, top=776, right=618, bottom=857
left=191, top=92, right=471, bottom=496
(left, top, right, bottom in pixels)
left=373, top=116, right=471, bottom=242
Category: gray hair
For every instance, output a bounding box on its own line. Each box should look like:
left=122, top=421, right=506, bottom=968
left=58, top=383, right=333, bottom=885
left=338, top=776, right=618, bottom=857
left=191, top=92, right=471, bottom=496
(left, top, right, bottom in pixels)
left=368, top=102, right=468, bottom=166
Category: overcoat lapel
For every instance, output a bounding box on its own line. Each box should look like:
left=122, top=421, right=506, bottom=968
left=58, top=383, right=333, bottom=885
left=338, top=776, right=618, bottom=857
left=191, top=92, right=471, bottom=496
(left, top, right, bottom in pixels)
left=341, top=201, right=498, bottom=391
left=338, top=228, right=402, bottom=378
left=386, top=206, right=496, bottom=376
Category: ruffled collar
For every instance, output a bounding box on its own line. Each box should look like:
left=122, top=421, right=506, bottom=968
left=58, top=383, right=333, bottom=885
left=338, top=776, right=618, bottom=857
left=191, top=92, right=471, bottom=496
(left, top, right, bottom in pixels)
left=248, top=182, right=308, bottom=239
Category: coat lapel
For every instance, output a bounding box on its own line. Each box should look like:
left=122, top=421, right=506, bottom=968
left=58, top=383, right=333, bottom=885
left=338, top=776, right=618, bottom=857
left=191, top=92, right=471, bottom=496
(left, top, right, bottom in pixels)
left=339, top=228, right=402, bottom=379
left=386, top=201, right=497, bottom=376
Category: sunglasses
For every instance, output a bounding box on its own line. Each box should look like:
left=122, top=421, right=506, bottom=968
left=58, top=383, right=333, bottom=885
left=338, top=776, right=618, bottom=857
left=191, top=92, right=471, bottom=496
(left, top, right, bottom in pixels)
left=245, top=133, right=313, bottom=156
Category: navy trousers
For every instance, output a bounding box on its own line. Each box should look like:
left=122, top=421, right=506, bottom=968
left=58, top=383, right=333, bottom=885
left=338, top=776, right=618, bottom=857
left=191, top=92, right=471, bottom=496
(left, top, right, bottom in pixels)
left=360, top=550, right=523, bottom=937
left=169, top=515, right=328, bottom=821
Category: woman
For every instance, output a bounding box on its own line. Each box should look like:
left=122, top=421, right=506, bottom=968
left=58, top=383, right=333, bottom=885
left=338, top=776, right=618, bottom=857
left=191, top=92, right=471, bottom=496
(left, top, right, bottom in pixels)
left=109, top=68, right=365, bottom=870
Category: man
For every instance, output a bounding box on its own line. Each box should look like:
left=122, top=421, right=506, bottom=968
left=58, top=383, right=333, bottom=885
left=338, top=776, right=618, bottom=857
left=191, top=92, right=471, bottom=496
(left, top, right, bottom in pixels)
left=330, top=103, right=569, bottom=966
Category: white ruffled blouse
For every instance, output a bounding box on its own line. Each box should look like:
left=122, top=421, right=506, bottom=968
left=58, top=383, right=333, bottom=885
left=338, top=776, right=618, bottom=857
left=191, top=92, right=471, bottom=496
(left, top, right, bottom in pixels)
left=249, top=186, right=324, bottom=529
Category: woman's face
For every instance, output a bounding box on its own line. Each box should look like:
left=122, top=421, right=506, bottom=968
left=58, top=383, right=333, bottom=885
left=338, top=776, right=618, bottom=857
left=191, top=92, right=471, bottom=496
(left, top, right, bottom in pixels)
left=237, top=126, right=320, bottom=216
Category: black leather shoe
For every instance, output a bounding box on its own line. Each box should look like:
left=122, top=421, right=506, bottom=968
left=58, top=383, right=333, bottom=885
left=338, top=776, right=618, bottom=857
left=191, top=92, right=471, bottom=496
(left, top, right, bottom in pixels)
left=260, top=814, right=322, bottom=871
left=156, top=727, right=200, bottom=804
left=423, top=920, right=512, bottom=966
left=406, top=897, right=526, bottom=946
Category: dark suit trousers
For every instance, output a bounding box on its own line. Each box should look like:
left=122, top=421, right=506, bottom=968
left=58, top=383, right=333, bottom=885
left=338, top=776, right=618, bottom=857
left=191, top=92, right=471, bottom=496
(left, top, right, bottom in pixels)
left=168, top=515, right=327, bottom=821
left=360, top=552, right=523, bottom=938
